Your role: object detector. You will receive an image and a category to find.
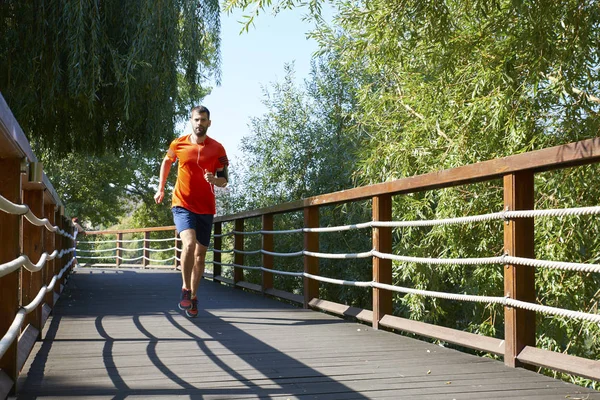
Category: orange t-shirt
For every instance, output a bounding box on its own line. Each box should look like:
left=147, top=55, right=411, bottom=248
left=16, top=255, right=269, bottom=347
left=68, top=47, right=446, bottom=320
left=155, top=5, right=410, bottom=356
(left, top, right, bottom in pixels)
left=166, top=134, right=228, bottom=215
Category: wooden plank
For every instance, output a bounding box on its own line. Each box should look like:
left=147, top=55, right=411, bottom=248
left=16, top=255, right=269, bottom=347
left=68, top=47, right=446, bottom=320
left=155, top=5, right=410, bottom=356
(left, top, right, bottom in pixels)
left=503, top=172, right=536, bottom=368
left=372, top=194, right=392, bottom=329
left=0, top=369, right=14, bottom=400
left=264, top=288, right=303, bottom=305
left=309, top=299, right=374, bottom=324
left=235, top=281, right=261, bottom=292
left=517, top=345, right=600, bottom=381
left=215, top=137, right=600, bottom=222
left=233, top=219, right=244, bottom=284
left=214, top=276, right=234, bottom=285
left=303, top=206, right=319, bottom=308
left=379, top=314, right=505, bottom=355
left=17, top=324, right=39, bottom=372
left=212, top=223, right=221, bottom=278
left=15, top=269, right=600, bottom=400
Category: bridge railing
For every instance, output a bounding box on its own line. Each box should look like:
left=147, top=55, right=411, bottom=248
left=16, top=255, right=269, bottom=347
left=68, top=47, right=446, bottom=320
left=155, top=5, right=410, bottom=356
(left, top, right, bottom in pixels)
left=75, top=138, right=600, bottom=385
left=208, top=138, right=600, bottom=384
left=78, top=226, right=181, bottom=269
left=0, top=94, right=75, bottom=397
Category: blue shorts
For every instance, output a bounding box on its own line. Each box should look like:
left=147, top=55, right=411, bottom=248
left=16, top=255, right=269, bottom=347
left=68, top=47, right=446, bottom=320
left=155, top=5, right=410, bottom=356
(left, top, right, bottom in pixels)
left=172, top=207, right=214, bottom=247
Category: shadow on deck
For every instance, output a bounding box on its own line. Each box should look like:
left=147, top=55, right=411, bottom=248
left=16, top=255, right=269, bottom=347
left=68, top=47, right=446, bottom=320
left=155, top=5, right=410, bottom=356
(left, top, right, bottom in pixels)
left=13, top=268, right=600, bottom=400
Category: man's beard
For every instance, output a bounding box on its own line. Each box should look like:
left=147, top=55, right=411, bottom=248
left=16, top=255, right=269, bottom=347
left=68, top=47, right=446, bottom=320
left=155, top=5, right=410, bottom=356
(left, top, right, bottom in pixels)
left=195, top=126, right=207, bottom=136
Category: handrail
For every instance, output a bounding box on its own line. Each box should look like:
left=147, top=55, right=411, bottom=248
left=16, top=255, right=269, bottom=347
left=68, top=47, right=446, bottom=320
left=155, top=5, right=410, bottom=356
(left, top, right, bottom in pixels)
left=0, top=93, right=74, bottom=398
left=215, top=138, right=600, bottom=222
left=61, top=137, right=600, bottom=387
left=208, top=137, right=600, bottom=384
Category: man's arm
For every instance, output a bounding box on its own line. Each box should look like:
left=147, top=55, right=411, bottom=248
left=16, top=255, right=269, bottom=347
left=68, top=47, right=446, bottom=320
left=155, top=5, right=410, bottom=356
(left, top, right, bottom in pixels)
left=205, top=166, right=228, bottom=188
left=154, top=157, right=174, bottom=204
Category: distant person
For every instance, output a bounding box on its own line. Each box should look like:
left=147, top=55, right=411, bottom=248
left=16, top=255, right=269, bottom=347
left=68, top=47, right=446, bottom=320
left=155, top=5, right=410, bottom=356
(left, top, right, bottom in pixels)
left=154, top=105, right=229, bottom=318
left=72, top=217, right=85, bottom=267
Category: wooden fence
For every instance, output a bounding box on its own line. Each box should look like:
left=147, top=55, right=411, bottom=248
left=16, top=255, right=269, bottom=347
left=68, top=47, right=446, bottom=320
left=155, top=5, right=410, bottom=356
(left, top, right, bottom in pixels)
left=0, top=94, right=74, bottom=397
left=206, top=137, right=600, bottom=382
left=78, top=136, right=600, bottom=385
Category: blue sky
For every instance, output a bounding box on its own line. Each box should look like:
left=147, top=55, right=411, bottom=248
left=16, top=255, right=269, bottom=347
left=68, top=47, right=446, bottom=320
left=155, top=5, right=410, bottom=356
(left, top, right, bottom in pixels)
left=183, top=7, right=325, bottom=161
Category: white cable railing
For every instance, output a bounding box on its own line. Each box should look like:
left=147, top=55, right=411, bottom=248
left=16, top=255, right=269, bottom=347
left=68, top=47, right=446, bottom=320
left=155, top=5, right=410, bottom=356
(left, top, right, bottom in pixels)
left=208, top=204, right=600, bottom=325
left=0, top=193, right=74, bottom=239
left=0, top=248, right=75, bottom=279
left=73, top=204, right=600, bottom=324
left=0, top=255, right=75, bottom=360
left=76, top=235, right=181, bottom=266
left=215, top=205, right=600, bottom=236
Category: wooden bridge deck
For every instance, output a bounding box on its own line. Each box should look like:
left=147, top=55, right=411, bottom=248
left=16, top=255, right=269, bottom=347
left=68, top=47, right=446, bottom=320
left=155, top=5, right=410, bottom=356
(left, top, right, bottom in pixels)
left=13, top=268, right=600, bottom=400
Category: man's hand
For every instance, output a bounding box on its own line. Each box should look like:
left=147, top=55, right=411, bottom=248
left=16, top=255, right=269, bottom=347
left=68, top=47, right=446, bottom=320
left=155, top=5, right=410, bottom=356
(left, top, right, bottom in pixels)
left=204, top=171, right=217, bottom=185
left=154, top=190, right=165, bottom=204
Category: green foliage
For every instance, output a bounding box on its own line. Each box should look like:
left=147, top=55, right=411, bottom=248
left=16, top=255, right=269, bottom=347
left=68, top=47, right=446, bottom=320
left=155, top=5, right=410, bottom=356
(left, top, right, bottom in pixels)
left=0, top=0, right=220, bottom=156
left=235, top=58, right=363, bottom=209
left=225, top=0, right=600, bottom=387
left=40, top=146, right=177, bottom=229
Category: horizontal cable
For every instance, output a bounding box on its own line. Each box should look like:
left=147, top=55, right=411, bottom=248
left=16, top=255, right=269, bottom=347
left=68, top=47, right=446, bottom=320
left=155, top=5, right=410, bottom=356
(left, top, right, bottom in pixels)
left=0, top=194, right=73, bottom=239
left=213, top=231, right=235, bottom=238
left=232, top=230, right=262, bottom=236
left=261, top=228, right=304, bottom=234
left=0, top=193, right=29, bottom=215
left=207, top=261, right=600, bottom=324
left=505, top=299, right=600, bottom=324
left=303, top=250, right=373, bottom=259
left=505, top=255, right=600, bottom=274
left=261, top=249, right=304, bottom=257
left=0, top=257, right=74, bottom=360
left=304, top=222, right=372, bottom=233
left=78, top=237, right=179, bottom=244
left=303, top=272, right=372, bottom=287
left=372, top=282, right=506, bottom=304
left=0, top=248, right=74, bottom=278
left=372, top=250, right=503, bottom=266
left=77, top=246, right=176, bottom=253
left=233, top=249, right=262, bottom=255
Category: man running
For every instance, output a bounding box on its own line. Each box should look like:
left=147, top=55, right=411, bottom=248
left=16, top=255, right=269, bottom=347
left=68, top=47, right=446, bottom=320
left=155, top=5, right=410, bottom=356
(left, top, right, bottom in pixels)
left=154, top=106, right=228, bottom=317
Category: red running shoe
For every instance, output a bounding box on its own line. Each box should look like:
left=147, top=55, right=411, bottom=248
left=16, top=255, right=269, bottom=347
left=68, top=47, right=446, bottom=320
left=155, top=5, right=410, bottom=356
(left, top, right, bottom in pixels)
left=186, top=297, right=198, bottom=318
left=179, top=289, right=192, bottom=310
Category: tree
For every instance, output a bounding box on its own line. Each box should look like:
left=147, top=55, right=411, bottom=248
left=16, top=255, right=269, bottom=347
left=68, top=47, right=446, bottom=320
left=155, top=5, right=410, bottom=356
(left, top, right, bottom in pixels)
left=225, top=0, right=600, bottom=387
left=0, top=0, right=221, bottom=156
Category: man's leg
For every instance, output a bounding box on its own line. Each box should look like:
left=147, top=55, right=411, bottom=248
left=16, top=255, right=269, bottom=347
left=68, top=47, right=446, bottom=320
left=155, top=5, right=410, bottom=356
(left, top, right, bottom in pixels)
left=191, top=242, right=208, bottom=298
left=179, top=229, right=198, bottom=291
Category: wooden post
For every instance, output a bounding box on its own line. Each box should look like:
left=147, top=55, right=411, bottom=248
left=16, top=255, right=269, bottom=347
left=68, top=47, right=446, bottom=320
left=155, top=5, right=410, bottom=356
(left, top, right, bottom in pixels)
left=22, top=189, right=44, bottom=340
left=303, top=206, right=319, bottom=308
left=504, top=172, right=536, bottom=368
left=262, top=214, right=274, bottom=293
left=0, top=158, right=21, bottom=394
left=233, top=219, right=244, bottom=284
left=59, top=215, right=70, bottom=289
left=373, top=194, right=393, bottom=330
left=53, top=209, right=63, bottom=298
left=143, top=231, right=150, bottom=268
left=43, top=203, right=56, bottom=311
left=116, top=232, right=122, bottom=268
left=213, top=222, right=222, bottom=281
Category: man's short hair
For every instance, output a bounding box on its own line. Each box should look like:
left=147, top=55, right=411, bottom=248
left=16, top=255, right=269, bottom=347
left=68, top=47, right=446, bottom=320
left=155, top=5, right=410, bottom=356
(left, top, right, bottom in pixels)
left=191, top=105, right=210, bottom=119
